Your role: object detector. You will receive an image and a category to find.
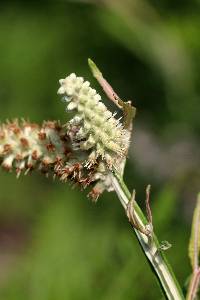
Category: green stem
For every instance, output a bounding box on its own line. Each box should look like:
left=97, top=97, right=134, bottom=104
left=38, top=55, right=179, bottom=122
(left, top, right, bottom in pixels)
left=186, top=268, right=200, bottom=300
left=111, top=171, right=185, bottom=300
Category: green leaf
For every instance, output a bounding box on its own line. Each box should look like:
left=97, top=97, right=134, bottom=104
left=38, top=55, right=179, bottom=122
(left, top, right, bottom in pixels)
left=88, top=58, right=136, bottom=129
left=189, top=193, right=200, bottom=270
left=88, top=58, right=102, bottom=79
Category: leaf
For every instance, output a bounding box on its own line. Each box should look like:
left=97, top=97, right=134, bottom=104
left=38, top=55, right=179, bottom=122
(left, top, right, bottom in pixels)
left=117, top=98, right=136, bottom=130
left=88, top=58, right=136, bottom=129
left=189, top=193, right=200, bottom=270
left=88, top=58, right=120, bottom=106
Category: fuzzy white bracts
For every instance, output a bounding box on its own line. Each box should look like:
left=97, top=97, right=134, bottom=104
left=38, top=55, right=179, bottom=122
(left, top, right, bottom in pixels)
left=58, top=73, right=130, bottom=168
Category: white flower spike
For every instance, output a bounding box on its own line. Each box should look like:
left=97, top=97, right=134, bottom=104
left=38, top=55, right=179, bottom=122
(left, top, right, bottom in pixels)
left=58, top=73, right=130, bottom=168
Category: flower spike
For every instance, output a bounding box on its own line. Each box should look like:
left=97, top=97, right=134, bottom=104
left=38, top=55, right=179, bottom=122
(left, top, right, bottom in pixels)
left=58, top=73, right=131, bottom=168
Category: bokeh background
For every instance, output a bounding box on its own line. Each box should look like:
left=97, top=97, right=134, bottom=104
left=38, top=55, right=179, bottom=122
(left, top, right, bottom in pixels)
left=0, top=0, right=200, bottom=299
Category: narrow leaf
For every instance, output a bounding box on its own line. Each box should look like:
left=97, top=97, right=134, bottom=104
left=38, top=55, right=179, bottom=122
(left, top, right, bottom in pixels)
left=189, top=193, right=200, bottom=270
left=88, top=58, right=120, bottom=107
left=88, top=58, right=136, bottom=129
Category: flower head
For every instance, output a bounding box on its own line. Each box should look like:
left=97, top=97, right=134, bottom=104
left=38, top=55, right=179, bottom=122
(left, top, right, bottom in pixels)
left=0, top=68, right=132, bottom=201
left=58, top=73, right=130, bottom=168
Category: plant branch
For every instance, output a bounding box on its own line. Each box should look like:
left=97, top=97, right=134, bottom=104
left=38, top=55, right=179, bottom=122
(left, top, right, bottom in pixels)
left=110, top=171, right=185, bottom=300
left=187, top=193, right=200, bottom=300
left=186, top=268, right=200, bottom=300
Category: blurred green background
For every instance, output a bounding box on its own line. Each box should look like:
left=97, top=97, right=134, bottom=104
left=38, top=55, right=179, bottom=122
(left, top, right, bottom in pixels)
left=0, top=0, right=199, bottom=299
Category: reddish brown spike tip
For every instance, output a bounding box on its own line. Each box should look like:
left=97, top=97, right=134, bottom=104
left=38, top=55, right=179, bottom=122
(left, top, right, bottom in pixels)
left=3, top=144, right=12, bottom=154
left=41, top=158, right=51, bottom=166
left=88, top=188, right=101, bottom=202
left=31, top=150, right=38, bottom=160
left=15, top=154, right=23, bottom=161
left=27, top=163, right=33, bottom=168
left=46, top=143, right=56, bottom=152
left=43, top=121, right=56, bottom=129
left=38, top=132, right=46, bottom=140
left=20, top=138, right=29, bottom=147
left=0, top=130, right=5, bottom=139
left=63, top=147, right=72, bottom=156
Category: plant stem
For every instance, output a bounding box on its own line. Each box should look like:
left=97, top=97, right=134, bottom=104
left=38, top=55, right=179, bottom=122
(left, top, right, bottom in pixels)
left=110, top=171, right=185, bottom=300
left=187, top=193, right=200, bottom=300
left=186, top=268, right=200, bottom=300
